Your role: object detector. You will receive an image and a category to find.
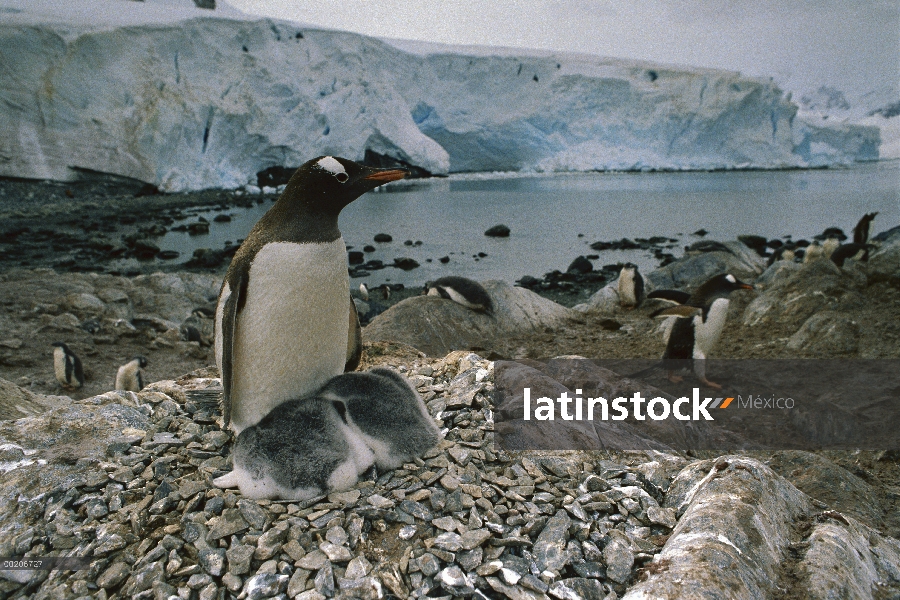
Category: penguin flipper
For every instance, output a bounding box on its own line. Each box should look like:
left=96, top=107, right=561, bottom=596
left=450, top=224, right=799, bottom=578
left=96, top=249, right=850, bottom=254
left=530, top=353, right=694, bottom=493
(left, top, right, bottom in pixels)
left=647, top=290, right=691, bottom=305
left=345, top=294, right=362, bottom=372
left=221, top=273, right=247, bottom=428
left=634, top=273, right=645, bottom=307
left=652, top=305, right=702, bottom=319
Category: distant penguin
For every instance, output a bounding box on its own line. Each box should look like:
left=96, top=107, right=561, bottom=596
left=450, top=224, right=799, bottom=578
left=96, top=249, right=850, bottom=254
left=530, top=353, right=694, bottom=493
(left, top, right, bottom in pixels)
left=359, top=283, right=369, bottom=302
left=51, top=342, right=84, bottom=390
left=214, top=156, right=407, bottom=433
left=380, top=284, right=391, bottom=301
left=115, top=356, right=148, bottom=392
left=424, top=276, right=494, bottom=314
left=767, top=242, right=797, bottom=266
left=853, top=212, right=878, bottom=245
left=617, top=263, right=644, bottom=309
left=803, top=241, right=825, bottom=263
left=822, top=237, right=841, bottom=258
left=830, top=243, right=873, bottom=268
left=318, top=368, right=441, bottom=471
left=643, top=274, right=753, bottom=389
left=212, top=397, right=374, bottom=501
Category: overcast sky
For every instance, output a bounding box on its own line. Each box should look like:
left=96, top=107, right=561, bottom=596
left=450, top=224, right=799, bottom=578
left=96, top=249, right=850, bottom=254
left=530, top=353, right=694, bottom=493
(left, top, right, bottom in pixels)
left=226, top=0, right=898, bottom=101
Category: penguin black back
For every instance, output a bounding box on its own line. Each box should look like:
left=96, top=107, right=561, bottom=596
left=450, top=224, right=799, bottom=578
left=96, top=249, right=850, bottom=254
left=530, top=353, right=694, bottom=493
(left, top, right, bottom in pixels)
left=424, top=276, right=494, bottom=314
left=853, top=212, right=878, bottom=245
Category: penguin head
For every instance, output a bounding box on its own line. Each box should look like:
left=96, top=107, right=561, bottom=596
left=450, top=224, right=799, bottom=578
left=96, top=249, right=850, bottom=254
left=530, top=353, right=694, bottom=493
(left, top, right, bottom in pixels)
left=697, top=273, right=754, bottom=300
left=51, top=341, right=70, bottom=353
left=621, top=262, right=638, bottom=273
left=133, top=356, right=148, bottom=369
left=283, top=156, right=407, bottom=216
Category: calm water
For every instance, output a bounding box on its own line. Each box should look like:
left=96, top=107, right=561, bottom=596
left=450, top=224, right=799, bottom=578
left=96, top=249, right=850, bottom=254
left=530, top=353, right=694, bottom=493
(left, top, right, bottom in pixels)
left=153, top=162, right=899, bottom=288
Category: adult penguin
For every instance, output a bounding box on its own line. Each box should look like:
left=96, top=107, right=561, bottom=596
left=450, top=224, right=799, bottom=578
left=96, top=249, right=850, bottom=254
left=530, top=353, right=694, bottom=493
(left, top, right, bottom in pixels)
left=215, top=156, right=407, bottom=433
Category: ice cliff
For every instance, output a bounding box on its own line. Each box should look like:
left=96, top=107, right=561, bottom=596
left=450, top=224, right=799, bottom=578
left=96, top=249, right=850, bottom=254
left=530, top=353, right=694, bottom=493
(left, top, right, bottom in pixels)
left=0, top=0, right=882, bottom=191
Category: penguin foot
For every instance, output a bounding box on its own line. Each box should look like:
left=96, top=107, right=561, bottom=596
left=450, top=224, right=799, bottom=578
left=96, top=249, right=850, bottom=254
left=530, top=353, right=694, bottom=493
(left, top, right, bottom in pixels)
left=667, top=372, right=684, bottom=384
left=699, top=378, right=723, bottom=390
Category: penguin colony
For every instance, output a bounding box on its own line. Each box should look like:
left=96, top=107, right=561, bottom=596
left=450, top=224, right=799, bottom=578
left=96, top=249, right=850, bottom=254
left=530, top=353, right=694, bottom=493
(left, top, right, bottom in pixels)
left=211, top=156, right=441, bottom=500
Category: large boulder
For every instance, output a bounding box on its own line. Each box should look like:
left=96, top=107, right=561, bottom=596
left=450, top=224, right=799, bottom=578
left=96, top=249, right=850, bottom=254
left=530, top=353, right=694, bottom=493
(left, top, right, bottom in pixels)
left=868, top=229, right=900, bottom=285
left=0, top=379, right=71, bottom=421
left=646, top=240, right=766, bottom=292
left=743, top=258, right=866, bottom=330
left=363, top=280, right=576, bottom=356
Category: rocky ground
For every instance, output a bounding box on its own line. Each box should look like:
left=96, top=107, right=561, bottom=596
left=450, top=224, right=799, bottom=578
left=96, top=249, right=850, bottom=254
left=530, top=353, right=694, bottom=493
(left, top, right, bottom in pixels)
left=1, top=176, right=899, bottom=599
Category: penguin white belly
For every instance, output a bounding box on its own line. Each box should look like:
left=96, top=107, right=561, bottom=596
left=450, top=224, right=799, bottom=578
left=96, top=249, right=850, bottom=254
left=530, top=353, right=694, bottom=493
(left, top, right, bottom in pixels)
left=618, top=272, right=637, bottom=306
left=231, top=239, right=350, bottom=431
left=693, top=298, right=730, bottom=359
left=53, top=347, right=67, bottom=385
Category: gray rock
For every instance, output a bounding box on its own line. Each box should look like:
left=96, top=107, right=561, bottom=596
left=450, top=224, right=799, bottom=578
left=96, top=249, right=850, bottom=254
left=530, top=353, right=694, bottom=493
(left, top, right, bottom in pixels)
left=868, top=234, right=900, bottom=284
left=786, top=311, right=860, bottom=354
left=97, top=561, right=130, bottom=589
left=548, top=578, right=610, bottom=600
left=243, top=573, right=288, bottom=600
left=0, top=378, right=70, bottom=421
left=365, top=280, right=577, bottom=356
left=238, top=499, right=269, bottom=530
left=533, top=509, right=571, bottom=572
left=624, top=457, right=811, bottom=599
left=647, top=240, right=766, bottom=292
left=602, top=538, right=634, bottom=583
left=314, top=561, right=335, bottom=597
left=438, top=565, right=476, bottom=596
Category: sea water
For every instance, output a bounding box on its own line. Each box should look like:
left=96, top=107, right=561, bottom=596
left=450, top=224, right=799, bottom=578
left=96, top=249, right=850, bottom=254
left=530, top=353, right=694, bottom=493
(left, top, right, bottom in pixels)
left=155, top=161, right=899, bottom=288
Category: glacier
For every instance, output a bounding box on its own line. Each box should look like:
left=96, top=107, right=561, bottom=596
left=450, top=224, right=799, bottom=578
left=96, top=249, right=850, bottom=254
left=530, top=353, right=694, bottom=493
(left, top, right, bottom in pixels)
left=0, top=0, right=882, bottom=191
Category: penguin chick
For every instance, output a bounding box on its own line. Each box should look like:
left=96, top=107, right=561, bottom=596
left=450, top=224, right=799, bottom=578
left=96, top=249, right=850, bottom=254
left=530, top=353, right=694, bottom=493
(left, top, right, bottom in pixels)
left=424, top=276, right=494, bottom=314
left=115, top=356, right=148, bottom=392
left=766, top=242, right=797, bottom=267
left=803, top=241, right=825, bottom=263
left=617, top=263, right=644, bottom=309
left=215, top=156, right=407, bottom=434
left=51, top=342, right=85, bottom=390
left=822, top=236, right=841, bottom=258
left=319, top=368, right=441, bottom=471
left=213, top=397, right=374, bottom=501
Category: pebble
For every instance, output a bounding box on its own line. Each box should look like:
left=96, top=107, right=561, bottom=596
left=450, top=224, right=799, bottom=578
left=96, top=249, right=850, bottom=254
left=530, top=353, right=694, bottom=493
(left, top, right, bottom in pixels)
left=0, top=351, right=687, bottom=600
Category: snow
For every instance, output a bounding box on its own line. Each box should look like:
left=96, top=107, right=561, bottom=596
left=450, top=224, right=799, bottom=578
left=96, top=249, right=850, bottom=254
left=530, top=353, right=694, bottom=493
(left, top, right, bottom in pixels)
left=0, top=0, right=885, bottom=191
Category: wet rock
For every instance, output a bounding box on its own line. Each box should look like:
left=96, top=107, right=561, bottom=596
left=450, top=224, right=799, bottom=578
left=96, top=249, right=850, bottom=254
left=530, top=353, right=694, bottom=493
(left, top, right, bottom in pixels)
left=485, top=224, right=511, bottom=237
left=374, top=233, right=392, bottom=242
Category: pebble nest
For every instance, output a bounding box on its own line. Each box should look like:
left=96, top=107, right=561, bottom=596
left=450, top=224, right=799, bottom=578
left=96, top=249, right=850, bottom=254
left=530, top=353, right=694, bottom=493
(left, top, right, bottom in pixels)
left=0, top=352, right=682, bottom=600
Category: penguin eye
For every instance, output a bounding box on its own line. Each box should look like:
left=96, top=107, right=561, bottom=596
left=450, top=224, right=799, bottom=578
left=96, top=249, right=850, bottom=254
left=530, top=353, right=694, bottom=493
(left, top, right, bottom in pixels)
left=335, top=172, right=349, bottom=183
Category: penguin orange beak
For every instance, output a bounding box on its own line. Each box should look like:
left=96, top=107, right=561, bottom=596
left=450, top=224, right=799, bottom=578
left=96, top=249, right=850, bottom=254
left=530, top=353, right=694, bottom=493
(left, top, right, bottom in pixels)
left=364, top=169, right=408, bottom=183
left=739, top=283, right=754, bottom=290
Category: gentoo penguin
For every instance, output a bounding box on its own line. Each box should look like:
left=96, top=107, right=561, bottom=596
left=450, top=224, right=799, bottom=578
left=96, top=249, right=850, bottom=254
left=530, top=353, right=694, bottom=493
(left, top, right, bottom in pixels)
left=212, top=397, right=374, bottom=501
left=319, top=368, right=441, bottom=471
left=51, top=342, right=84, bottom=390
left=115, top=356, right=148, bottom=392
left=617, top=263, right=644, bottom=309
left=359, top=283, right=369, bottom=302
left=853, top=212, right=878, bottom=245
left=214, top=156, right=407, bottom=433
left=650, top=274, right=753, bottom=389
left=830, top=243, right=873, bottom=268
left=424, top=276, right=494, bottom=314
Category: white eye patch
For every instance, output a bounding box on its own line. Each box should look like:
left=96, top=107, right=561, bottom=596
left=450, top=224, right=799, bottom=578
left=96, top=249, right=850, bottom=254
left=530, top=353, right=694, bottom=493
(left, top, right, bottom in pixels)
left=316, top=156, right=348, bottom=181
left=726, top=274, right=736, bottom=283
